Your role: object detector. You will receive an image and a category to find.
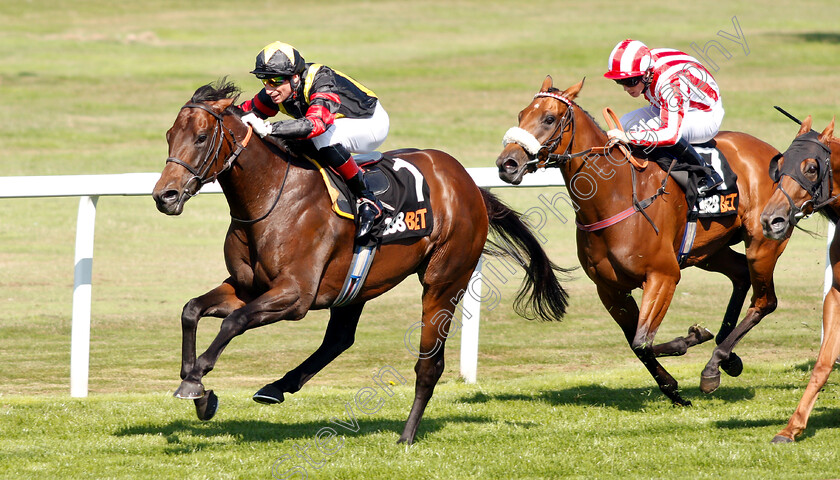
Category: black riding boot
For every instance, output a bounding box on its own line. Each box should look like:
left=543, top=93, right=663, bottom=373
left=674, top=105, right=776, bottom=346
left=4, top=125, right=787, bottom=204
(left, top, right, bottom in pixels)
left=665, top=137, right=723, bottom=193
left=346, top=171, right=383, bottom=238
left=318, top=144, right=384, bottom=238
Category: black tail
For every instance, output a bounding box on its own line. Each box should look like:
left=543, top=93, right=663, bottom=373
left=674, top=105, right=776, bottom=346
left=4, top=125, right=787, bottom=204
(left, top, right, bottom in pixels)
left=480, top=188, right=573, bottom=322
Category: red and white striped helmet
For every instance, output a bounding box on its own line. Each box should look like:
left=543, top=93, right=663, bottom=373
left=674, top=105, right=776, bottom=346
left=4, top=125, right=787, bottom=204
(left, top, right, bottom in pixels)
left=604, top=39, right=652, bottom=79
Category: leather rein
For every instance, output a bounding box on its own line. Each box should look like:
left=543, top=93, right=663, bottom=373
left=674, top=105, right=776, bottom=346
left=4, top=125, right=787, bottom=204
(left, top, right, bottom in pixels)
left=508, top=92, right=670, bottom=234
left=165, top=103, right=290, bottom=224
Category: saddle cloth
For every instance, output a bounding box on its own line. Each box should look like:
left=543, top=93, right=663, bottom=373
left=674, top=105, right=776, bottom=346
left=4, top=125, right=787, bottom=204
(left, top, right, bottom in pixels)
left=312, top=150, right=434, bottom=246
left=651, top=140, right=739, bottom=219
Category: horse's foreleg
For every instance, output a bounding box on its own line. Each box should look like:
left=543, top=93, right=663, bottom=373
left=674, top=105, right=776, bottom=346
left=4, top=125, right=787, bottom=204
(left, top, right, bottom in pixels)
left=701, top=245, right=781, bottom=394
left=179, top=286, right=309, bottom=397
left=398, top=274, right=470, bottom=445
left=669, top=247, right=751, bottom=370
left=773, top=288, right=840, bottom=442
left=179, top=280, right=246, bottom=382
left=773, top=266, right=840, bottom=442
left=596, top=281, right=687, bottom=405
left=625, top=272, right=689, bottom=405
left=253, top=303, right=365, bottom=404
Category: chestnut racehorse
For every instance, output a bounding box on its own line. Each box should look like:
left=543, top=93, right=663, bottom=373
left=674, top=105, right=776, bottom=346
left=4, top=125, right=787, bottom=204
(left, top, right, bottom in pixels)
left=759, top=115, right=839, bottom=443
left=152, top=80, right=570, bottom=444
left=496, top=76, right=789, bottom=405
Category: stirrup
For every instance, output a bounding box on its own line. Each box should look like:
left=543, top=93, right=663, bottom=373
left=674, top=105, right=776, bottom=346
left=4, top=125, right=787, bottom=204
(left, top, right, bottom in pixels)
left=356, top=198, right=382, bottom=238
left=697, top=179, right=723, bottom=195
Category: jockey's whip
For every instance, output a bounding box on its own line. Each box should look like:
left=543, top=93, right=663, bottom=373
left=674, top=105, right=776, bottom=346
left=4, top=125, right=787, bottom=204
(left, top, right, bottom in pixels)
left=774, top=106, right=802, bottom=125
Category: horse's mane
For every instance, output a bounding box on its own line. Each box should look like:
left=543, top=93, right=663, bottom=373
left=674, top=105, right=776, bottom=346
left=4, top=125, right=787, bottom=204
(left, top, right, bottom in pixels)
left=191, top=77, right=243, bottom=115
left=545, top=87, right=605, bottom=133
left=817, top=135, right=840, bottom=224
left=187, top=78, right=306, bottom=159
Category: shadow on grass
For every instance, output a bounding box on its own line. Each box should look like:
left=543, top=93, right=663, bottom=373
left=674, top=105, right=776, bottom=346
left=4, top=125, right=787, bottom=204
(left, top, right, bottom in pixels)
left=775, top=32, right=840, bottom=44
left=114, top=414, right=495, bottom=450
left=460, top=384, right=755, bottom=411
left=716, top=407, right=840, bottom=442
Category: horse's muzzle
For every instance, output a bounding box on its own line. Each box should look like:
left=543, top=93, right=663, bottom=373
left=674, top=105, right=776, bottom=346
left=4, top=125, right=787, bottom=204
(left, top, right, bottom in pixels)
left=153, top=188, right=187, bottom=215
left=759, top=207, right=791, bottom=241
left=497, top=156, right=525, bottom=185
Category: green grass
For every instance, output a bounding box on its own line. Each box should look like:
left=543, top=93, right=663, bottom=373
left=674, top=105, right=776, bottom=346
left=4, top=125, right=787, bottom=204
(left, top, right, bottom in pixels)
left=2, top=1, right=840, bottom=479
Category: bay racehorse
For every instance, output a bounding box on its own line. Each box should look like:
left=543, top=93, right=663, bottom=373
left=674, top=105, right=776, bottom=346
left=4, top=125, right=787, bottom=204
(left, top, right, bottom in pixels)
left=496, top=76, right=789, bottom=405
left=152, top=80, right=570, bottom=444
left=759, top=115, right=839, bottom=443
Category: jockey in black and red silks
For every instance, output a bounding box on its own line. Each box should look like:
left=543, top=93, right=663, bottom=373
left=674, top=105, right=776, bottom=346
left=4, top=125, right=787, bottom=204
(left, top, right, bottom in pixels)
left=240, top=41, right=389, bottom=238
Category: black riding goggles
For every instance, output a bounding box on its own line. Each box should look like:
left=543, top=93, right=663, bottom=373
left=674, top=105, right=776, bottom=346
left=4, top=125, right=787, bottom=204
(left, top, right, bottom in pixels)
left=614, top=76, right=643, bottom=87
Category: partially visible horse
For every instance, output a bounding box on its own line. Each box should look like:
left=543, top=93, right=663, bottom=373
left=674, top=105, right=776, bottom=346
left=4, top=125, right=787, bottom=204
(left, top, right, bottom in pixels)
left=759, top=115, right=839, bottom=443
left=495, top=76, right=789, bottom=405
left=151, top=80, right=570, bottom=444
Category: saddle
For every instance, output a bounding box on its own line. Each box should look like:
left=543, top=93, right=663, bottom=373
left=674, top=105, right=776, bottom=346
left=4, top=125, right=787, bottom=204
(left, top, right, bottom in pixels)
left=310, top=149, right=435, bottom=246
left=643, top=140, right=739, bottom=220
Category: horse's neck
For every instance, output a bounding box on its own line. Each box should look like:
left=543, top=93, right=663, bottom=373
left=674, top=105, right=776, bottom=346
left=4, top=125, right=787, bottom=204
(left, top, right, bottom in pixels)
left=560, top=112, right=635, bottom=219
left=218, top=137, right=302, bottom=222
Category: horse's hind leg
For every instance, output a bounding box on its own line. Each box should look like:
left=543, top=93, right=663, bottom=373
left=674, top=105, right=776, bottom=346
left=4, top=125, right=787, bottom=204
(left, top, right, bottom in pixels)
left=697, top=247, right=752, bottom=345
left=691, top=246, right=752, bottom=374
left=652, top=325, right=714, bottom=357
left=398, top=271, right=473, bottom=445
left=253, top=303, right=364, bottom=404
left=701, top=240, right=782, bottom=393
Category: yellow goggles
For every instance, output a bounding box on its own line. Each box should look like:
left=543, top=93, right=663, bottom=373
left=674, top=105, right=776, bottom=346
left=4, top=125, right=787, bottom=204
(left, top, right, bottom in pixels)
left=261, top=76, right=289, bottom=87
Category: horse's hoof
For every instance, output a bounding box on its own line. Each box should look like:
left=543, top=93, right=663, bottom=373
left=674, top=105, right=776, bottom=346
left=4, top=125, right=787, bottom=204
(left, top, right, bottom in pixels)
left=721, top=352, right=744, bottom=377
left=253, top=384, right=285, bottom=405
left=700, top=374, right=721, bottom=394
left=689, top=324, right=714, bottom=343
left=194, top=390, right=218, bottom=421
left=771, top=434, right=794, bottom=444
left=173, top=381, right=205, bottom=400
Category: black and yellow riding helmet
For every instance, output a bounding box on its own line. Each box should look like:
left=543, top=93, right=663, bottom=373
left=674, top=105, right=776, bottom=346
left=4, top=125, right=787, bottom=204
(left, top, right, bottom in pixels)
left=250, top=42, right=306, bottom=79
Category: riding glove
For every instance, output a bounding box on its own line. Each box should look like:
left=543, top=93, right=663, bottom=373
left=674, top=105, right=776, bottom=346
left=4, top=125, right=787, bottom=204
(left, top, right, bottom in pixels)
left=241, top=113, right=273, bottom=137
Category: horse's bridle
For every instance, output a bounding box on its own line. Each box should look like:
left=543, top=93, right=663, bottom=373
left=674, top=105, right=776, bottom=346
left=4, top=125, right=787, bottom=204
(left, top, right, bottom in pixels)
left=501, top=92, right=577, bottom=171
left=503, top=91, right=631, bottom=171
left=501, top=92, right=667, bottom=233
left=770, top=130, right=834, bottom=226
left=165, top=103, right=252, bottom=198
left=530, top=92, right=578, bottom=169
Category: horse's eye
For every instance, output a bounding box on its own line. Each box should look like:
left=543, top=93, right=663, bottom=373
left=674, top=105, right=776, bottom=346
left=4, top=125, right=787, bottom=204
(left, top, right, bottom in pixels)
left=806, top=164, right=818, bottom=175
left=544, top=115, right=556, bottom=125
left=196, top=134, right=208, bottom=144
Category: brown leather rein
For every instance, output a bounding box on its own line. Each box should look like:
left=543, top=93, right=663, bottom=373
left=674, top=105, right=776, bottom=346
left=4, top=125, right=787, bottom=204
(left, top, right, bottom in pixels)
left=524, top=92, right=669, bottom=233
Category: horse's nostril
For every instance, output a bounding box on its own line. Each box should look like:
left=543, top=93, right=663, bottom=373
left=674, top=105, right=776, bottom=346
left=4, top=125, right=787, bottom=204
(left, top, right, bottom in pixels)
left=162, top=190, right=179, bottom=203
left=770, top=216, right=786, bottom=227
left=503, top=159, right=519, bottom=173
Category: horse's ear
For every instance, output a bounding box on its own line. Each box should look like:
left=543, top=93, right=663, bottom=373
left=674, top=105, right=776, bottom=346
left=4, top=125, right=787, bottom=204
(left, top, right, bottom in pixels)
left=819, top=116, right=835, bottom=144
left=214, top=98, right=236, bottom=113
left=541, top=75, right=553, bottom=92
left=562, top=78, right=585, bottom=100
left=768, top=153, right=783, bottom=183
left=797, top=115, right=813, bottom=137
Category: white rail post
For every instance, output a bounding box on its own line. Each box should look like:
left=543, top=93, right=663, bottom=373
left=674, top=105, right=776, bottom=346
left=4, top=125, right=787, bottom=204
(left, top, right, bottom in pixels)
left=70, top=195, right=98, bottom=397
left=460, top=258, right=482, bottom=384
